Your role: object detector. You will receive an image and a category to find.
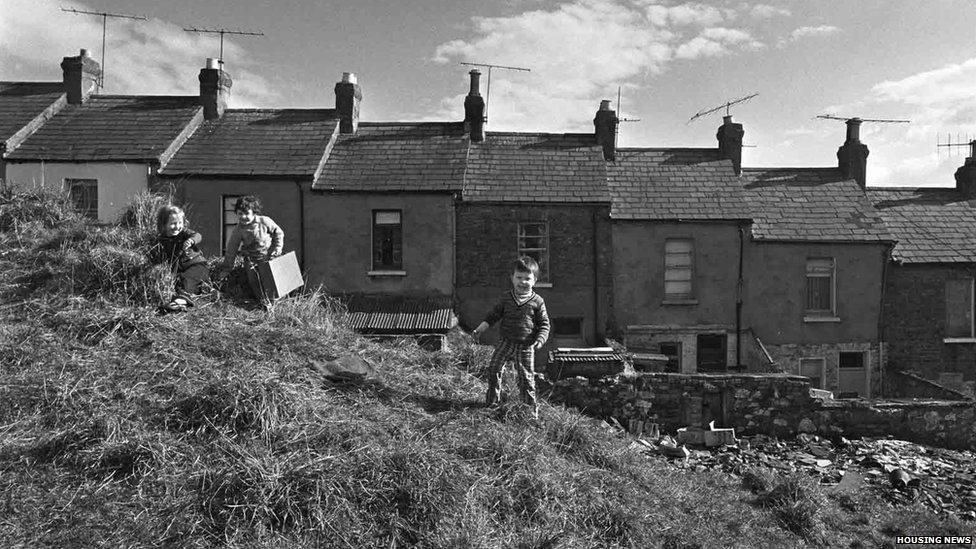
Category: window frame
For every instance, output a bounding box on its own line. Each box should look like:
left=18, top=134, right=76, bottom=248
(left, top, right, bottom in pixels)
left=371, top=209, right=403, bottom=272
left=221, top=195, right=243, bottom=256
left=65, top=178, right=98, bottom=219
left=516, top=220, right=550, bottom=284
left=664, top=238, right=695, bottom=300
left=945, top=277, right=975, bottom=339
left=805, top=257, right=836, bottom=315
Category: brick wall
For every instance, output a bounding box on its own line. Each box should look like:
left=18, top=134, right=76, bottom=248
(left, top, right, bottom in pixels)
left=884, top=264, right=976, bottom=380
left=455, top=203, right=612, bottom=360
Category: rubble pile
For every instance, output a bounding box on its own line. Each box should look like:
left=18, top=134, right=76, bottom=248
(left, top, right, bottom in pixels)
left=630, top=428, right=976, bottom=519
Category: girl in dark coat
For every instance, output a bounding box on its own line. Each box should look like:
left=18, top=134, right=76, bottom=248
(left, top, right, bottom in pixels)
left=151, top=205, right=209, bottom=312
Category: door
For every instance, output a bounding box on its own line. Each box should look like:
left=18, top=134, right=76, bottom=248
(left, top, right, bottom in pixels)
left=696, top=334, right=727, bottom=372
left=838, top=351, right=868, bottom=397
left=799, top=358, right=825, bottom=389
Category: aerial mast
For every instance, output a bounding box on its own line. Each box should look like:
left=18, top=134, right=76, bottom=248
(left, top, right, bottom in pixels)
left=61, top=7, right=148, bottom=90
left=459, top=61, right=531, bottom=123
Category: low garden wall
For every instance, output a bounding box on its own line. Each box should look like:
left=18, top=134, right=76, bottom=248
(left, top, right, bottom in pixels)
left=543, top=372, right=976, bottom=450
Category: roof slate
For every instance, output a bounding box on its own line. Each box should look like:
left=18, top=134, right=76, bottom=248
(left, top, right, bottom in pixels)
left=607, top=148, right=752, bottom=220
left=868, top=187, right=976, bottom=262
left=160, top=109, right=338, bottom=177
left=5, top=95, right=201, bottom=162
left=313, top=122, right=467, bottom=192
left=0, top=82, right=64, bottom=146
left=462, top=132, right=609, bottom=202
left=741, top=168, right=892, bottom=242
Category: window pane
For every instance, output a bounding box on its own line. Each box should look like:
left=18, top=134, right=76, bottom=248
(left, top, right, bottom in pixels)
left=375, top=211, right=401, bottom=225
left=373, top=211, right=403, bottom=269
left=665, top=240, right=692, bottom=254
left=839, top=352, right=864, bottom=369
left=806, top=275, right=832, bottom=311
left=222, top=195, right=242, bottom=256
left=517, top=221, right=549, bottom=283
left=664, top=267, right=692, bottom=281
left=946, top=279, right=974, bottom=337
left=67, top=179, right=97, bottom=219
left=665, top=280, right=692, bottom=295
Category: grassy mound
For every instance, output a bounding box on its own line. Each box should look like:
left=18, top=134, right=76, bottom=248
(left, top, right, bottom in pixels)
left=0, top=186, right=966, bottom=547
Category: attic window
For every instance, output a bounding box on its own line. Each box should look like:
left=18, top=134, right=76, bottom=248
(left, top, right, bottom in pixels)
left=66, top=178, right=97, bottom=219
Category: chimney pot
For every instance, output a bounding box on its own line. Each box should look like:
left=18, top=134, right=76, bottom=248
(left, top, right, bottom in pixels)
left=199, top=60, right=233, bottom=120
left=955, top=141, right=976, bottom=197
left=464, top=69, right=485, bottom=142
left=837, top=120, right=869, bottom=189
left=717, top=115, right=744, bottom=175
left=335, top=72, right=362, bottom=134
left=61, top=49, right=101, bottom=104
left=594, top=100, right=617, bottom=161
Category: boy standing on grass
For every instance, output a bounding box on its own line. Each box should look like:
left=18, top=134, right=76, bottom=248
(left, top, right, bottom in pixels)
left=472, top=256, right=550, bottom=417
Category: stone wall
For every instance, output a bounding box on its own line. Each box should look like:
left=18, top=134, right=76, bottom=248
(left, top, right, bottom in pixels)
left=544, top=372, right=976, bottom=450
left=763, top=341, right=881, bottom=398
left=885, top=370, right=972, bottom=400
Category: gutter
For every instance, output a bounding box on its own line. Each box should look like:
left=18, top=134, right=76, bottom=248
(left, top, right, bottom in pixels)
left=878, top=244, right=892, bottom=398
left=592, top=209, right=600, bottom=345
left=295, top=179, right=306, bottom=273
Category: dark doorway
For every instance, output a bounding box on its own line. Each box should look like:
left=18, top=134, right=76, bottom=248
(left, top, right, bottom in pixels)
left=696, top=334, right=727, bottom=372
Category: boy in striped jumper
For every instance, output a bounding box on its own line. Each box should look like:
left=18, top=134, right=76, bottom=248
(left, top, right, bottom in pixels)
left=472, top=256, right=550, bottom=416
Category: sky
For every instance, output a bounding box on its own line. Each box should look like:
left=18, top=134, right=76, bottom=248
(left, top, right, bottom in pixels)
left=2, top=0, right=976, bottom=188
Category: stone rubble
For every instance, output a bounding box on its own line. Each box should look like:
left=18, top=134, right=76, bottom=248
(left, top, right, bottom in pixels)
left=628, top=429, right=976, bottom=520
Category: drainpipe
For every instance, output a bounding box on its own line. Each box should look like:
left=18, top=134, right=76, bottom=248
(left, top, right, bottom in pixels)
left=878, top=244, right=892, bottom=398
left=736, top=223, right=745, bottom=368
left=294, top=180, right=306, bottom=273
left=592, top=209, right=600, bottom=345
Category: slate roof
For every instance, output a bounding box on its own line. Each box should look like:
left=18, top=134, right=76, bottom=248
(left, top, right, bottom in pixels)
left=462, top=132, right=609, bottom=202
left=160, top=109, right=338, bottom=177
left=5, top=95, right=201, bottom=163
left=607, top=148, right=752, bottom=220
left=0, top=82, right=64, bottom=147
left=868, top=187, right=976, bottom=262
left=342, top=294, right=456, bottom=334
left=741, top=168, right=892, bottom=242
left=312, top=122, right=467, bottom=192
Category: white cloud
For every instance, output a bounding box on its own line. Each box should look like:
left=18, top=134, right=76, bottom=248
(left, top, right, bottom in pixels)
left=675, top=27, right=763, bottom=59
left=432, top=0, right=765, bottom=131
left=789, top=25, right=841, bottom=41
left=749, top=4, right=791, bottom=19
left=0, top=0, right=279, bottom=107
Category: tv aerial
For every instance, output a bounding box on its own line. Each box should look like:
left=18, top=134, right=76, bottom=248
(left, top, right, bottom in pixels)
left=183, top=27, right=265, bottom=66
left=61, top=7, right=148, bottom=90
left=937, top=134, right=976, bottom=160
left=815, top=114, right=911, bottom=124
left=688, top=92, right=758, bottom=124
left=460, top=61, right=530, bottom=123
left=614, top=86, right=641, bottom=139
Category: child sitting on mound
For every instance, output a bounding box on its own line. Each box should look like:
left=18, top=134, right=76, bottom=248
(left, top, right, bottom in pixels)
left=150, top=205, right=209, bottom=312
left=472, top=256, right=550, bottom=418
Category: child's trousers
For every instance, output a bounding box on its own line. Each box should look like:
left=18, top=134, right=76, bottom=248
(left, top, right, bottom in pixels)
left=486, top=339, right=536, bottom=407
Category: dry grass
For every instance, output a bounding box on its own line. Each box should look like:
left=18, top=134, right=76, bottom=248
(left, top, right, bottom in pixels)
left=0, top=187, right=957, bottom=548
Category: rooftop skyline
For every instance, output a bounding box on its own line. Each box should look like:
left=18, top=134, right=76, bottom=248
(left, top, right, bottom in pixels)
left=3, top=0, right=976, bottom=188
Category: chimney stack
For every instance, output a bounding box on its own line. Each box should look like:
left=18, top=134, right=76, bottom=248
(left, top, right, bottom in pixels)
left=61, top=49, right=100, bottom=105
left=464, top=69, right=485, bottom=142
left=335, top=72, right=362, bottom=134
left=954, top=141, right=976, bottom=197
left=594, top=99, right=617, bottom=161
left=716, top=115, right=744, bottom=175
left=837, top=118, right=869, bottom=189
left=199, top=58, right=233, bottom=120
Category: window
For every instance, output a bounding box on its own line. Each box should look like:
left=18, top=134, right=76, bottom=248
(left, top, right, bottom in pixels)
left=552, top=317, right=583, bottom=338
left=946, top=278, right=974, bottom=338
left=696, top=334, right=726, bottom=372
left=799, top=358, right=825, bottom=389
left=664, top=239, right=694, bottom=299
left=839, top=352, right=864, bottom=369
left=517, top=221, right=549, bottom=283
left=805, top=258, right=835, bottom=314
left=66, top=178, right=97, bottom=219
left=221, top=195, right=242, bottom=255
left=659, top=342, right=681, bottom=373
left=372, top=210, right=403, bottom=270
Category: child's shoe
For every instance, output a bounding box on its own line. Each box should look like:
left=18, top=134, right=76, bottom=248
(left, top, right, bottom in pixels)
left=164, top=297, right=189, bottom=312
